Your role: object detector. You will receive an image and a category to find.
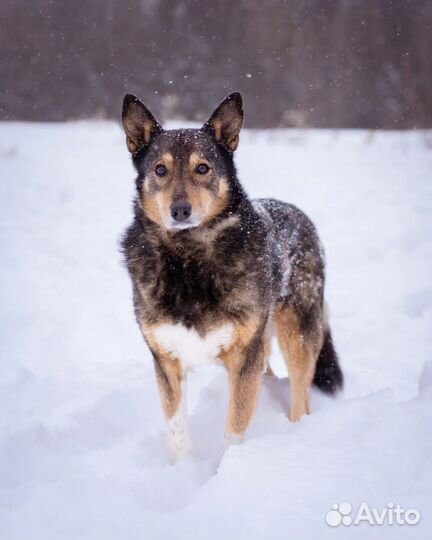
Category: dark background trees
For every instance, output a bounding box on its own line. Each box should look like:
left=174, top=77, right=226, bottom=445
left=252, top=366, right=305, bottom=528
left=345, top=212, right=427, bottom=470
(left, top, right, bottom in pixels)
left=1, top=0, right=431, bottom=128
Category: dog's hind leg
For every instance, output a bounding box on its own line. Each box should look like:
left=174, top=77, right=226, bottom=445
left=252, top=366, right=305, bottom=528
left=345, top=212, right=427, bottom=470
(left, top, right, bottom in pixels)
left=274, top=306, right=322, bottom=422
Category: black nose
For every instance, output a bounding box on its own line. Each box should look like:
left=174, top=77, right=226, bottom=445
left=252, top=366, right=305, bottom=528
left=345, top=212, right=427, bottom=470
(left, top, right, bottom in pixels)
left=170, top=200, right=192, bottom=222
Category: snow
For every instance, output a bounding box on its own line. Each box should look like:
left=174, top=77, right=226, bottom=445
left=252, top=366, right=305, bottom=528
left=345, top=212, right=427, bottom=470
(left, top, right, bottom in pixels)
left=1, top=121, right=432, bottom=539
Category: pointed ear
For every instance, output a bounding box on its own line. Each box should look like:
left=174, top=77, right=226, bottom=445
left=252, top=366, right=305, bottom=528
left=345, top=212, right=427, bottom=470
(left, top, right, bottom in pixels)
left=122, top=94, right=162, bottom=153
left=203, top=92, right=244, bottom=152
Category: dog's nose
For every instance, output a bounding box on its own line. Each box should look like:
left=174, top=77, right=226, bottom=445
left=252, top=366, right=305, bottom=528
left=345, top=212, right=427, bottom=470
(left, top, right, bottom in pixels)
left=170, top=200, right=192, bottom=222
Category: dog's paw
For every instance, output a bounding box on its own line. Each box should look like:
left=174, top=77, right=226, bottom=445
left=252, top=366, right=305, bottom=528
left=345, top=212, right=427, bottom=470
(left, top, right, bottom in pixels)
left=167, top=412, right=192, bottom=460
left=170, top=442, right=193, bottom=461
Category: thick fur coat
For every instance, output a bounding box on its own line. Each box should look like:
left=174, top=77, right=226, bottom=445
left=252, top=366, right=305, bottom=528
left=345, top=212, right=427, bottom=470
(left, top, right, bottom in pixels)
left=121, top=92, right=343, bottom=458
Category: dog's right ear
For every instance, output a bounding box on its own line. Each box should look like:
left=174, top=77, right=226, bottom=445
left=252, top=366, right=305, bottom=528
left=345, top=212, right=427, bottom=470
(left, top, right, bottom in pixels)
left=122, top=94, right=162, bottom=153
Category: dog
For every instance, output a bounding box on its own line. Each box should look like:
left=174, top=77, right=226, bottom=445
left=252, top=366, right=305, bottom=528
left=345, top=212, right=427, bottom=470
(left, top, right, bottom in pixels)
left=121, top=92, right=343, bottom=458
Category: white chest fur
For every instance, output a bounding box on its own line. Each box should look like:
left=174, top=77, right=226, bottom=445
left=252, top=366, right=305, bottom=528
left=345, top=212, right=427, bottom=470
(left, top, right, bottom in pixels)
left=152, top=323, right=234, bottom=371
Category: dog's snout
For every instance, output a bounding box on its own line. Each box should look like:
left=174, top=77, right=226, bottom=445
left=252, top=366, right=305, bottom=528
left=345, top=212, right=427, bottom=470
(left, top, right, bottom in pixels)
left=170, top=200, right=192, bottom=222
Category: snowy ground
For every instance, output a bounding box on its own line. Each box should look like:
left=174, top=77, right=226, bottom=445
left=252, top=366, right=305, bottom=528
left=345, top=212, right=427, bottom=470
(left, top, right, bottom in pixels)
left=1, top=121, right=431, bottom=539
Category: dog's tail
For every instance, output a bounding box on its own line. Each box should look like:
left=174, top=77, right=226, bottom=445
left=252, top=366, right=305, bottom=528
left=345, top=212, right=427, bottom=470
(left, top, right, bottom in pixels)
left=313, top=328, right=343, bottom=394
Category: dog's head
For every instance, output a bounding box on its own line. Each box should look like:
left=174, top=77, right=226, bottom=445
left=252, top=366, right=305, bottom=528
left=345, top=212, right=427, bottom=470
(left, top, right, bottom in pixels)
left=122, top=93, right=243, bottom=231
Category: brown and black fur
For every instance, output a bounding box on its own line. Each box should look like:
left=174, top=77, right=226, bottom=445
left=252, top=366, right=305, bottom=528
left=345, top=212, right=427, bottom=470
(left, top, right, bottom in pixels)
left=121, top=92, right=343, bottom=457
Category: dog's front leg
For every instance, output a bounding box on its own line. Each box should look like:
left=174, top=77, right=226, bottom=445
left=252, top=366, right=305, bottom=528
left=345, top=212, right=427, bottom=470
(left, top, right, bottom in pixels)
left=151, top=351, right=191, bottom=459
left=221, top=325, right=267, bottom=444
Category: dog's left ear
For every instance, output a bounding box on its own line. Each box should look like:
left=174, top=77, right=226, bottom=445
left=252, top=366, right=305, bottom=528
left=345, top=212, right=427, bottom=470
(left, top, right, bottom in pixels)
left=122, top=94, right=162, bottom=153
left=203, top=92, right=244, bottom=152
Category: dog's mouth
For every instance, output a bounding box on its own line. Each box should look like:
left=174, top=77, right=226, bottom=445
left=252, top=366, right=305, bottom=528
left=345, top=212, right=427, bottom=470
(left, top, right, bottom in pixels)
left=166, top=218, right=201, bottom=231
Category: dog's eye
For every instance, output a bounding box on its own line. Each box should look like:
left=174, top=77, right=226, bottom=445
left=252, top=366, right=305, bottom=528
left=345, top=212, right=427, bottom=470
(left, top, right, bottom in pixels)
left=155, top=164, right=167, bottom=176
left=196, top=163, right=209, bottom=175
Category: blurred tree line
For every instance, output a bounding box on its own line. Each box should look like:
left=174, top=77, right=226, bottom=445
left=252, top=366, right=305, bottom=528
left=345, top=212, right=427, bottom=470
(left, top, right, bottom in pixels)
left=0, top=0, right=431, bottom=128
